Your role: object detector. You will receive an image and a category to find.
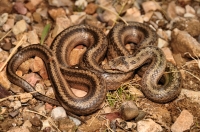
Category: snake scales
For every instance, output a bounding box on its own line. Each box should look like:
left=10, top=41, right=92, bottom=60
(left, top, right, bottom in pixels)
left=6, top=22, right=182, bottom=116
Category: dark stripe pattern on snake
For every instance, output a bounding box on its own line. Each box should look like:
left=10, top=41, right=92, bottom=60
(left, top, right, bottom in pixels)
left=6, top=22, right=182, bottom=116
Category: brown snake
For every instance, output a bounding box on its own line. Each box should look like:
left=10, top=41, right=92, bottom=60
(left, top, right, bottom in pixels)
left=6, top=22, right=182, bottom=116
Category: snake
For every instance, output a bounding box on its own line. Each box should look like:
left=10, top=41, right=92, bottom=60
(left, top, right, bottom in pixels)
left=6, top=22, right=182, bottom=116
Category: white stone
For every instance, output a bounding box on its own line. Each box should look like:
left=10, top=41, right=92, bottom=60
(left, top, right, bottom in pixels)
left=48, top=0, right=73, bottom=7
left=185, top=5, right=195, bottom=14
left=70, top=12, right=86, bottom=24
left=0, top=13, right=8, bottom=26
left=27, top=30, right=40, bottom=44
left=179, top=89, right=200, bottom=104
left=69, top=116, right=81, bottom=126
left=137, top=119, right=163, bottom=132
left=12, top=19, right=27, bottom=35
left=171, top=110, right=193, bottom=132
left=158, top=38, right=168, bottom=48
left=9, top=101, right=22, bottom=110
left=75, top=0, right=88, bottom=9
left=20, top=93, right=33, bottom=103
left=51, top=107, right=67, bottom=120
left=175, top=6, right=185, bottom=16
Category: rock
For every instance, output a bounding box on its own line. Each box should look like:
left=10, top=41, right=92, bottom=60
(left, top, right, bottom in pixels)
left=30, top=56, right=45, bottom=73
left=45, top=103, right=53, bottom=113
left=69, top=47, right=86, bottom=66
left=70, top=12, right=86, bottom=25
left=69, top=116, right=81, bottom=126
left=51, top=107, right=67, bottom=120
left=3, top=18, right=14, bottom=32
left=18, top=58, right=33, bottom=74
left=171, top=29, right=200, bottom=57
left=14, top=1, right=27, bottom=15
left=9, top=110, right=19, bottom=118
left=137, top=119, right=163, bottom=132
left=35, top=83, right=46, bottom=95
left=48, top=0, right=73, bottom=7
left=0, top=13, right=8, bottom=26
left=27, top=30, right=40, bottom=44
left=167, top=1, right=177, bottom=19
left=30, top=0, right=43, bottom=7
left=123, top=7, right=143, bottom=23
left=45, top=87, right=56, bottom=99
left=22, top=73, right=42, bottom=87
left=175, top=6, right=185, bottom=16
left=142, top=1, right=161, bottom=13
left=7, top=127, right=30, bottom=132
left=41, top=120, right=52, bottom=130
left=0, top=0, right=13, bottom=14
left=179, top=89, right=200, bottom=104
left=135, top=111, right=147, bottom=121
left=34, top=103, right=46, bottom=115
left=162, top=47, right=176, bottom=64
left=25, top=2, right=36, bottom=12
left=23, top=120, right=32, bottom=128
left=129, top=85, right=144, bottom=98
left=120, top=101, right=139, bottom=121
left=9, top=101, right=22, bottom=110
left=30, top=116, right=42, bottom=127
left=58, top=117, right=76, bottom=131
left=85, top=3, right=97, bottom=15
left=158, top=38, right=168, bottom=48
left=185, top=5, right=195, bottom=15
left=171, top=110, right=193, bottom=132
left=19, top=93, right=33, bottom=103
left=103, top=106, right=112, bottom=113
left=10, top=84, right=24, bottom=93
left=48, top=8, right=66, bottom=21
left=0, top=70, right=11, bottom=90
left=75, top=0, right=88, bottom=10
left=143, top=11, right=154, bottom=22
left=12, top=19, right=28, bottom=35
left=32, top=12, right=42, bottom=23
left=52, top=16, right=71, bottom=38
left=0, top=50, right=9, bottom=62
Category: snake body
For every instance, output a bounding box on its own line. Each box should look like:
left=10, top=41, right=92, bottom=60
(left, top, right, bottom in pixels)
left=6, top=22, right=182, bottom=115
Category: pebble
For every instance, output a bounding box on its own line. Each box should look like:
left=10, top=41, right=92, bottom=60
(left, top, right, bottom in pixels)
left=157, top=38, right=168, bottom=48
left=70, top=12, right=86, bottom=24
left=52, top=16, right=71, bottom=38
left=41, top=120, right=52, bottom=130
left=10, top=84, right=24, bottom=93
left=69, top=47, right=86, bottom=66
left=135, top=111, right=147, bottom=122
left=167, top=1, right=177, bottom=19
left=30, top=0, right=43, bottom=7
left=9, top=110, right=19, bottom=118
left=0, top=0, right=13, bottom=14
left=22, top=73, right=42, bottom=87
left=75, top=0, right=88, bottom=10
left=27, top=30, right=40, bottom=44
left=0, top=13, right=8, bottom=26
left=48, top=8, right=66, bottom=21
left=51, top=107, right=67, bottom=120
left=48, top=0, right=73, bottom=7
left=179, top=89, right=200, bottom=103
left=7, top=127, right=30, bottom=132
left=32, top=12, right=42, bottom=23
left=30, top=56, right=45, bottom=73
left=19, top=93, right=33, bottom=103
left=58, top=117, right=76, bottom=131
left=120, top=101, right=139, bottom=121
left=85, top=3, right=97, bottom=15
left=142, top=1, right=161, bottom=13
left=18, top=58, right=33, bottom=74
left=171, top=110, right=193, bottom=132
left=137, top=119, right=163, bottom=132
left=185, top=5, right=195, bottom=15
left=23, top=120, right=32, bottom=128
left=69, top=116, right=81, bottom=126
left=12, top=19, right=27, bottom=35
left=162, top=47, right=176, bottom=64
left=3, top=18, right=14, bottom=32
left=25, top=2, right=36, bottom=12
left=34, top=103, right=46, bottom=115
left=0, top=50, right=9, bottom=62
left=14, top=1, right=27, bottom=15
left=30, top=116, right=42, bottom=127
left=171, top=29, right=200, bottom=57
left=175, top=6, right=185, bottom=16
left=0, top=70, right=11, bottom=90
left=45, top=87, right=56, bottom=99
left=35, top=83, right=46, bottom=95
left=128, top=85, right=144, bottom=98
left=9, top=101, right=22, bottom=110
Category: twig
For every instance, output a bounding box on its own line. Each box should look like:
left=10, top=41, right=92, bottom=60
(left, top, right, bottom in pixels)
left=0, top=91, right=37, bottom=102
left=0, top=30, right=12, bottom=42
left=25, top=109, right=61, bottom=132
left=0, top=35, right=25, bottom=72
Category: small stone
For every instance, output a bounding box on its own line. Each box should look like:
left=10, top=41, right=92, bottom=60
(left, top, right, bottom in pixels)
left=12, top=19, right=27, bottom=35
left=34, top=103, right=46, bottom=115
left=14, top=1, right=27, bottom=15
left=30, top=56, right=45, bottom=73
left=48, top=0, right=73, bottom=7
left=32, top=12, right=42, bottom=23
left=143, top=11, right=154, bottom=22
left=45, top=103, right=53, bottom=113
left=179, top=89, right=200, bottom=103
left=41, top=120, right=52, bottom=130
left=0, top=50, right=9, bottom=62
left=58, top=117, right=76, bottom=131
left=162, top=47, right=176, bottom=64
left=20, top=93, right=33, bottom=103
left=171, top=110, right=193, bottom=132
left=171, top=29, right=200, bottom=57
left=103, top=106, right=112, bottom=113
left=25, top=2, right=36, bottom=12
left=23, top=73, right=42, bottom=87
left=85, top=3, right=97, bottom=15
left=137, top=119, right=163, bottom=132
left=48, top=8, right=66, bottom=21
left=185, top=5, right=195, bottom=15
left=0, top=0, right=13, bottom=14
left=30, top=116, right=42, bottom=127
left=23, top=120, right=32, bottom=128
left=30, top=0, right=43, bottom=7
left=52, top=16, right=71, bottom=38
left=69, top=47, right=86, bottom=66
left=0, top=13, right=8, bottom=26
left=9, top=101, right=22, bottom=110
left=7, top=127, right=30, bottom=132
left=45, top=87, right=56, bottom=99
left=120, top=101, right=139, bottom=121
left=27, top=30, right=40, bottom=44
left=10, top=84, right=24, bottom=93
left=70, top=12, right=86, bottom=24
left=129, top=86, right=144, bottom=98
left=175, top=6, right=185, bottom=16
left=18, top=58, right=33, bottom=74
left=158, top=38, right=168, bottom=48
left=35, top=83, right=46, bottom=95
left=184, top=13, right=195, bottom=17
left=142, top=1, right=161, bottom=13
left=0, top=70, right=11, bottom=90
left=9, top=110, right=19, bottom=117
left=135, top=111, right=147, bottom=121
left=51, top=107, right=67, bottom=120
left=69, top=116, right=81, bottom=126
left=3, top=18, right=14, bottom=32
